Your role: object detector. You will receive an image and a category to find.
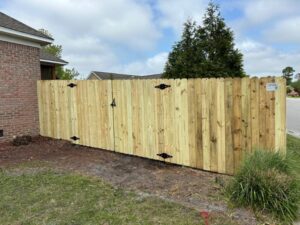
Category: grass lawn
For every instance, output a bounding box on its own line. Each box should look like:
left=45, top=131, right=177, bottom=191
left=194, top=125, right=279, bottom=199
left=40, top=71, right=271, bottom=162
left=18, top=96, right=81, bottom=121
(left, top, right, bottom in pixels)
left=0, top=135, right=299, bottom=225
left=287, top=134, right=300, bottom=175
left=0, top=165, right=238, bottom=225
left=0, top=169, right=206, bottom=225
left=287, top=134, right=300, bottom=156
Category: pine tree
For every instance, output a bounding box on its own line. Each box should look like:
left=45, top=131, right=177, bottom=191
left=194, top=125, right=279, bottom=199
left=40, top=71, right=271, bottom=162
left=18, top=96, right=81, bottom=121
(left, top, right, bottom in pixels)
left=282, top=66, right=295, bottom=85
left=164, top=20, right=200, bottom=78
left=163, top=2, right=245, bottom=78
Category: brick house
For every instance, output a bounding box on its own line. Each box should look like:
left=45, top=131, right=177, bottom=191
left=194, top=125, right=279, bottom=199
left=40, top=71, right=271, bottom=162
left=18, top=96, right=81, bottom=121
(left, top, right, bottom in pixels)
left=0, top=12, right=67, bottom=142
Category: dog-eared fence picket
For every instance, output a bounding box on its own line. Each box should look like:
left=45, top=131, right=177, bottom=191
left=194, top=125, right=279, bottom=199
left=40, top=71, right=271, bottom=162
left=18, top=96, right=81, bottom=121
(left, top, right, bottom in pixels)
left=37, top=77, right=286, bottom=175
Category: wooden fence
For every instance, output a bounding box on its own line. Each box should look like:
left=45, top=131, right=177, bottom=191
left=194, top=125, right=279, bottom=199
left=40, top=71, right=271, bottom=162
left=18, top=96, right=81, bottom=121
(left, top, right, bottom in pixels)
left=37, top=77, right=286, bottom=175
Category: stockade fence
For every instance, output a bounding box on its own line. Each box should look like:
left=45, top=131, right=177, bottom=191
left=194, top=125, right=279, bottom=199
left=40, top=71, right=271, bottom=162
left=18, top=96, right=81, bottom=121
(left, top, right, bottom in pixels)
left=37, top=77, right=286, bottom=175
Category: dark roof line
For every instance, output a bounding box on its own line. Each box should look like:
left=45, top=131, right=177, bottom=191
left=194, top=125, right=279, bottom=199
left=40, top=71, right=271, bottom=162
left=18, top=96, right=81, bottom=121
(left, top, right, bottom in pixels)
left=0, top=11, right=53, bottom=40
left=90, top=71, right=162, bottom=80
left=40, top=49, right=68, bottom=65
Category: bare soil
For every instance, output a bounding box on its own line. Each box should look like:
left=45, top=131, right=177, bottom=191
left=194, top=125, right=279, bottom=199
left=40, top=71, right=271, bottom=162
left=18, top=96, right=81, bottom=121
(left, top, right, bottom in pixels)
left=0, top=137, right=258, bottom=225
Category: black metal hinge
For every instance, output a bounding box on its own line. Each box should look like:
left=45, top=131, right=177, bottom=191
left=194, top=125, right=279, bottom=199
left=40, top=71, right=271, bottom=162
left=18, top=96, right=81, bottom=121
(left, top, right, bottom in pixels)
left=111, top=98, right=116, bottom=107
left=67, top=83, right=77, bottom=88
left=70, top=136, right=80, bottom=141
left=157, top=153, right=172, bottom=159
left=155, top=83, right=171, bottom=90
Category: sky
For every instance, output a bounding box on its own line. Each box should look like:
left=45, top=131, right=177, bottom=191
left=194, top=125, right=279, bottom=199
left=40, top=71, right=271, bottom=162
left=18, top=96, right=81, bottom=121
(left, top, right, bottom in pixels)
left=1, top=0, right=300, bottom=78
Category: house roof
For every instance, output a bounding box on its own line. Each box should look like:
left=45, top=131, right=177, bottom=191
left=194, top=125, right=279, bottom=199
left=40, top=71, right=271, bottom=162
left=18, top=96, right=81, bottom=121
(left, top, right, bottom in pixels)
left=0, top=11, right=53, bottom=44
left=141, top=74, right=163, bottom=79
left=40, top=49, right=68, bottom=65
left=89, top=71, right=162, bottom=80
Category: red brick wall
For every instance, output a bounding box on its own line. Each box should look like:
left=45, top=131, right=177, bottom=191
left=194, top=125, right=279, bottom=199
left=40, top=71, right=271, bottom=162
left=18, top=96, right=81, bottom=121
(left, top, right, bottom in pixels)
left=0, top=40, right=40, bottom=142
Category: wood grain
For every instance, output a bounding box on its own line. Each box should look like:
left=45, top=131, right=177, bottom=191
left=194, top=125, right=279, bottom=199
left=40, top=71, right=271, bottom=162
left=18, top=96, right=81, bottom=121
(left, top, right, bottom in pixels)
left=37, top=77, right=286, bottom=175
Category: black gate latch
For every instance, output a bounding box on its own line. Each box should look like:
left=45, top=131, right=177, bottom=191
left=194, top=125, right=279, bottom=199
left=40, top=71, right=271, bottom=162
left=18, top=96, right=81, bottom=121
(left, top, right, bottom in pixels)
left=155, top=83, right=171, bottom=90
left=111, top=98, right=116, bottom=107
left=70, top=136, right=80, bottom=141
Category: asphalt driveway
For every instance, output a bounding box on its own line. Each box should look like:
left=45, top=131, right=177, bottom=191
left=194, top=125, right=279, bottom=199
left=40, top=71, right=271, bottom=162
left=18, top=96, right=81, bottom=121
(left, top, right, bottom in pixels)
left=287, top=98, right=300, bottom=137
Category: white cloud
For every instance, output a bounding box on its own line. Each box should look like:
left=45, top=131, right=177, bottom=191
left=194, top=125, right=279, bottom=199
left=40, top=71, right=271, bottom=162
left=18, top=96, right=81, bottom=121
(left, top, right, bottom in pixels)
left=3, top=0, right=161, bottom=50
left=116, top=52, right=168, bottom=75
left=246, top=1, right=297, bottom=23
left=155, top=0, right=208, bottom=33
left=63, top=39, right=119, bottom=77
left=241, top=0, right=300, bottom=25
left=230, top=0, right=300, bottom=40
left=237, top=39, right=300, bottom=76
left=1, top=0, right=165, bottom=77
left=228, top=0, right=300, bottom=75
left=264, top=16, right=300, bottom=43
left=2, top=0, right=300, bottom=78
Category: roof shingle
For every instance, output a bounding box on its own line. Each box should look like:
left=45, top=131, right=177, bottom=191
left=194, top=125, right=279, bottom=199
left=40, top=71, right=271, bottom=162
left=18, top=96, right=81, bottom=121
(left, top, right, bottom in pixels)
left=0, top=12, right=53, bottom=40
left=40, top=49, right=68, bottom=65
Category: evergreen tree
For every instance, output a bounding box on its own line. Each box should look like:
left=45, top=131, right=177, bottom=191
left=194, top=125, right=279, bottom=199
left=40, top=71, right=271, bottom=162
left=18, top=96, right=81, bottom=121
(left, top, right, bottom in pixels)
left=282, top=66, right=295, bottom=85
left=163, top=2, right=245, bottom=78
left=164, top=20, right=201, bottom=78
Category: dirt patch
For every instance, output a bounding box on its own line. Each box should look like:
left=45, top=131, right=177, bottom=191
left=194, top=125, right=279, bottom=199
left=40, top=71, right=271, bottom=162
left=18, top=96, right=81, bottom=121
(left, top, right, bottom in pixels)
left=0, top=137, right=257, bottom=225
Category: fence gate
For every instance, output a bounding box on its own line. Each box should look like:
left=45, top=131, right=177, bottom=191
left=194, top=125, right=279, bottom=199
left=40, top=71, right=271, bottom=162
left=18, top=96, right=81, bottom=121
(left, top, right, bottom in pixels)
left=112, top=79, right=193, bottom=167
left=37, top=77, right=286, bottom=175
left=38, top=80, right=114, bottom=150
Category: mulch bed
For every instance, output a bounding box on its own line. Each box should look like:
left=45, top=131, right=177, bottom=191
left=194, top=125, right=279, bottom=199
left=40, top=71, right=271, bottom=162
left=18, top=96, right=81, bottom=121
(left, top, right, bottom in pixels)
left=0, top=136, right=257, bottom=225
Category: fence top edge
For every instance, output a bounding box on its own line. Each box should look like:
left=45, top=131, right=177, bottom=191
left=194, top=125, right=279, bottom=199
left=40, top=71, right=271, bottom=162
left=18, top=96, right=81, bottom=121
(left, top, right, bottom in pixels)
left=37, top=76, right=284, bottom=83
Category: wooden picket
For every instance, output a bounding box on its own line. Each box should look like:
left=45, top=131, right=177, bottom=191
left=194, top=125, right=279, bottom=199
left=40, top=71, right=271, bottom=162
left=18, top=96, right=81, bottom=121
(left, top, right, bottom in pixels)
left=37, top=77, right=286, bottom=174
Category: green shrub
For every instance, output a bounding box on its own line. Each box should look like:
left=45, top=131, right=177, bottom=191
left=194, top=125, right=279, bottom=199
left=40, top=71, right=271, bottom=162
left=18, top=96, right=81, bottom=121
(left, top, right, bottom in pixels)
left=291, top=80, right=300, bottom=94
left=226, top=150, right=300, bottom=224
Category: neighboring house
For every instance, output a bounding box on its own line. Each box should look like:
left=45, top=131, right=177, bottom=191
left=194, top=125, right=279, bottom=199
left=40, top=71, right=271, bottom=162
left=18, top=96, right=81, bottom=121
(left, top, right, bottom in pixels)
left=87, top=71, right=162, bottom=80
left=0, top=11, right=67, bottom=142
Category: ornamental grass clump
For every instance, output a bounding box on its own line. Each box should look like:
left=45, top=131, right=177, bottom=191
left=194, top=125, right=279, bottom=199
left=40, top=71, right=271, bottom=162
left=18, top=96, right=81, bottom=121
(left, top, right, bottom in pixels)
left=226, top=150, right=299, bottom=224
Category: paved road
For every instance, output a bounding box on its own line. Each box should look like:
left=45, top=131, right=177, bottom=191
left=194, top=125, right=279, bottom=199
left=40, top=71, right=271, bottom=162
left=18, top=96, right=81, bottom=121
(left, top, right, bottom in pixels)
left=287, top=98, right=300, bottom=137
left=286, top=98, right=299, bottom=225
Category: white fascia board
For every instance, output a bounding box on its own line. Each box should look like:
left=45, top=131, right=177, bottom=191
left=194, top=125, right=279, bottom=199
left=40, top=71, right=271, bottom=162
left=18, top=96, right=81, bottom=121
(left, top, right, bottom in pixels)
left=0, top=33, right=41, bottom=48
left=0, top=26, right=53, bottom=45
left=40, top=59, right=68, bottom=65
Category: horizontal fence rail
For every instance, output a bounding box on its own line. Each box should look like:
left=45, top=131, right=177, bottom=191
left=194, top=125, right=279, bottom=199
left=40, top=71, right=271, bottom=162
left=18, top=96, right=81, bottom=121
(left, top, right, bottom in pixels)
left=37, top=77, right=286, bottom=175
